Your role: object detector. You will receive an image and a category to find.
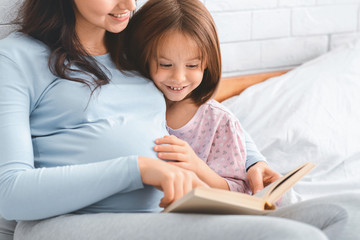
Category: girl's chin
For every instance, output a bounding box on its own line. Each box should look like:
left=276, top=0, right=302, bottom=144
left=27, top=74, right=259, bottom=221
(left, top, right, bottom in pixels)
left=165, top=95, right=186, bottom=102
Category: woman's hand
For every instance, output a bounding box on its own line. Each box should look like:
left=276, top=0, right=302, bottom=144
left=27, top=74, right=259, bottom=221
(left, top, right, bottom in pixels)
left=246, top=161, right=281, bottom=194
left=137, top=156, right=208, bottom=208
left=153, top=135, right=207, bottom=175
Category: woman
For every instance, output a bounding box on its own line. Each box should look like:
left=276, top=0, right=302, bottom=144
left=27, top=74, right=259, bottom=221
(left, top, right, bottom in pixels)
left=0, top=0, right=358, bottom=239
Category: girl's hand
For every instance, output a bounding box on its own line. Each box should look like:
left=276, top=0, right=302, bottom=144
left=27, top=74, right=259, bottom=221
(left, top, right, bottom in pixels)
left=138, top=156, right=208, bottom=208
left=153, top=135, right=207, bottom=175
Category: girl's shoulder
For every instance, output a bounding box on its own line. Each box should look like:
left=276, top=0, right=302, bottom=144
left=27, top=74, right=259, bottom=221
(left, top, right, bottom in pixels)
left=203, top=99, right=238, bottom=118
left=202, top=98, right=245, bottom=128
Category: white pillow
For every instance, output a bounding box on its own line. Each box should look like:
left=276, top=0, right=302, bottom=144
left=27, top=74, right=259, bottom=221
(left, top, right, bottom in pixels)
left=222, top=41, right=360, bottom=199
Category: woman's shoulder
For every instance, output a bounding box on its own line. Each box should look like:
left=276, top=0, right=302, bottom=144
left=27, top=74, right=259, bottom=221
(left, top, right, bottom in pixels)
left=0, top=32, right=49, bottom=59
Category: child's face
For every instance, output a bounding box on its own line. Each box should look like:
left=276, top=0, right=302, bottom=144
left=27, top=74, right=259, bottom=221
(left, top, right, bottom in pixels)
left=149, top=31, right=206, bottom=103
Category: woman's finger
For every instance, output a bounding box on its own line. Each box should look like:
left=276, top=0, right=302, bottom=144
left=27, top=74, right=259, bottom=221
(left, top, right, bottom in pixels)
left=247, top=170, right=264, bottom=194
left=157, top=152, right=185, bottom=162
left=159, top=176, right=175, bottom=208
left=183, top=175, right=193, bottom=195
left=172, top=173, right=184, bottom=203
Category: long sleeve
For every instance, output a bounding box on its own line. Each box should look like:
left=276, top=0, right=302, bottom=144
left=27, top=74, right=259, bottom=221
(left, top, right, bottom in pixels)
left=244, top=131, right=267, bottom=170
left=205, top=116, right=250, bottom=193
left=0, top=34, right=168, bottom=220
left=0, top=157, right=142, bottom=220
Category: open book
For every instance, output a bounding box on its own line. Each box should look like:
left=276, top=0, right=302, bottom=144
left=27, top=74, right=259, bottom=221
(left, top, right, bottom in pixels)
left=163, top=162, right=315, bottom=215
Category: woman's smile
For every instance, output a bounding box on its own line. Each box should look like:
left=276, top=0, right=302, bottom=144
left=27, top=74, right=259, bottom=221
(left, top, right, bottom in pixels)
left=108, top=11, right=130, bottom=22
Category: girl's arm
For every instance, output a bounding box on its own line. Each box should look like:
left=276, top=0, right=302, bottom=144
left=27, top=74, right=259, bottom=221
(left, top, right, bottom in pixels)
left=154, top=117, right=251, bottom=193
left=203, top=118, right=250, bottom=193
left=154, top=135, right=230, bottom=190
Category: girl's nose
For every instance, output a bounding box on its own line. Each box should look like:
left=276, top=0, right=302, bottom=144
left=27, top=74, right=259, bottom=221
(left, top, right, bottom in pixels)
left=171, top=68, right=186, bottom=83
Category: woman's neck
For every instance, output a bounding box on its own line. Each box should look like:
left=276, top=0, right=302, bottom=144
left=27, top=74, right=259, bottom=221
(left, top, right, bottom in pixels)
left=166, top=99, right=200, bottom=130
left=75, top=22, right=108, bottom=56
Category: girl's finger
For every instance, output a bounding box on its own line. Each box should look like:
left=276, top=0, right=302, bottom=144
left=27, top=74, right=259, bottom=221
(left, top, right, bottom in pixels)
left=153, top=144, right=183, bottom=153
left=155, top=135, right=186, bottom=145
left=167, top=161, right=188, bottom=168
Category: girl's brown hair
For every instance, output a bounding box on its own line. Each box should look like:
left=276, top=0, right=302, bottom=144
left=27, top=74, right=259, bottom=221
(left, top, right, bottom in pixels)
left=112, top=0, right=222, bottom=105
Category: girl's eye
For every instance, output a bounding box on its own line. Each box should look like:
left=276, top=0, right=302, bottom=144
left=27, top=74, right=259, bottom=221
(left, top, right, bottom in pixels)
left=187, top=64, right=199, bottom=69
left=159, top=63, right=172, bottom=68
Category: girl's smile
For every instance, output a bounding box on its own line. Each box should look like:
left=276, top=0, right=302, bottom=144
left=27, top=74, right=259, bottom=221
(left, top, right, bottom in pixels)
left=168, top=85, right=188, bottom=91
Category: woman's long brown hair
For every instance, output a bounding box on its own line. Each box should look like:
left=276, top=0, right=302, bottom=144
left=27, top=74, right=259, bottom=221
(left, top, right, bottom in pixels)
left=15, top=0, right=121, bottom=89
left=112, top=0, right=222, bottom=105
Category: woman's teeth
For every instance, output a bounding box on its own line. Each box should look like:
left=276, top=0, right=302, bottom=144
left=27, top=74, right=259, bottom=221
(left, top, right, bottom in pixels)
left=109, top=12, right=128, bottom=18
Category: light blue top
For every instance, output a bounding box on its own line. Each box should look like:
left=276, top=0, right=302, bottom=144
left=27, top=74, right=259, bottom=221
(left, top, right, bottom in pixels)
left=0, top=33, right=168, bottom=221
left=0, top=33, right=265, bottom=221
left=244, top=132, right=266, bottom=169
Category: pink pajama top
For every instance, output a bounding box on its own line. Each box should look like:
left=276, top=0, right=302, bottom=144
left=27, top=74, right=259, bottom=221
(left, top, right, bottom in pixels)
left=167, top=99, right=251, bottom=193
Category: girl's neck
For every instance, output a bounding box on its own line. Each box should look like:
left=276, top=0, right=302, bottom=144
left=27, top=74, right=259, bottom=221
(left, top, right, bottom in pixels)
left=166, top=98, right=200, bottom=130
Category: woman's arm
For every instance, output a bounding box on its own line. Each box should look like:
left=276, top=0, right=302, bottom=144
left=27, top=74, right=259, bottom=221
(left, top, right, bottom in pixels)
left=0, top=53, right=206, bottom=220
left=0, top=53, right=145, bottom=220
left=243, top=132, right=281, bottom=193
left=0, top=157, right=143, bottom=221
left=244, top=131, right=267, bottom=169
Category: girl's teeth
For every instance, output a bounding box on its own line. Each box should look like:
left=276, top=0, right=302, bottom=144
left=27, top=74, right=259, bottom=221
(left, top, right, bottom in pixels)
left=170, top=86, right=184, bottom=91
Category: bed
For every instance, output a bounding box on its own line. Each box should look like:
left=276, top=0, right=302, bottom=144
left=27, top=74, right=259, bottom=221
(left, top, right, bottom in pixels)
left=1, top=0, right=359, bottom=203
left=214, top=40, right=360, bottom=200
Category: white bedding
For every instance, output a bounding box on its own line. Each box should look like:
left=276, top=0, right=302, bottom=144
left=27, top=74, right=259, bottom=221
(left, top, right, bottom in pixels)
left=222, top=41, right=360, bottom=200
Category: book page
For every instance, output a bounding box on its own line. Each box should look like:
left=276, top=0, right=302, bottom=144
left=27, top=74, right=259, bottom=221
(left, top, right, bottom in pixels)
left=253, top=180, right=277, bottom=199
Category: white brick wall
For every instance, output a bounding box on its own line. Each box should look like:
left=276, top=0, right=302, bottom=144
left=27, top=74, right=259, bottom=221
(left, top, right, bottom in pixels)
left=204, top=0, right=360, bottom=77
left=292, top=5, right=358, bottom=36
left=358, top=4, right=360, bottom=30
left=1, top=0, right=360, bottom=77
left=252, top=9, right=291, bottom=40
left=206, top=0, right=278, bottom=12
left=211, top=12, right=252, bottom=42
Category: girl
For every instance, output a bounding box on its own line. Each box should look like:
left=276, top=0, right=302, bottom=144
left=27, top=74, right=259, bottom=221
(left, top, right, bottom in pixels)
left=120, top=0, right=270, bottom=193
left=1, top=0, right=358, bottom=239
